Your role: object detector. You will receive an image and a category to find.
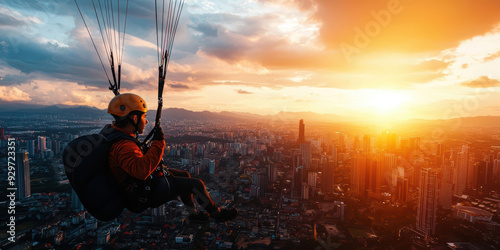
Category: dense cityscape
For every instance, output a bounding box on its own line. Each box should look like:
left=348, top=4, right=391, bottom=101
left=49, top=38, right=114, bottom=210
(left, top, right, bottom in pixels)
left=1, top=107, right=500, bottom=249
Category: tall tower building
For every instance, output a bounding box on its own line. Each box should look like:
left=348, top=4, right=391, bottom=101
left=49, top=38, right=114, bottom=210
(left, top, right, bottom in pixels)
left=293, top=166, right=304, bottom=198
left=308, top=172, right=317, bottom=187
left=416, top=168, right=438, bottom=238
left=0, top=127, right=5, bottom=140
left=38, top=136, right=47, bottom=153
left=15, top=151, right=31, bottom=199
left=322, top=160, right=335, bottom=194
left=396, top=177, right=409, bottom=202
left=299, top=142, right=312, bottom=169
left=208, top=160, right=215, bottom=174
left=268, top=164, right=278, bottom=183
left=301, top=183, right=309, bottom=200
left=351, top=155, right=367, bottom=197
left=27, top=140, right=35, bottom=157
left=454, top=145, right=469, bottom=195
left=298, top=119, right=305, bottom=143
left=363, top=135, right=371, bottom=155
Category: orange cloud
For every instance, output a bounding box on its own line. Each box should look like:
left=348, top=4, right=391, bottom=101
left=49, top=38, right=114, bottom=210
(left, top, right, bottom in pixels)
left=309, top=0, right=500, bottom=53
left=0, top=86, right=31, bottom=101
left=461, top=76, right=500, bottom=88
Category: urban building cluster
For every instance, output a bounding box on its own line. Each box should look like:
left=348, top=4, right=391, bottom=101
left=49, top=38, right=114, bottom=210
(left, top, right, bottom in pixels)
left=1, top=111, right=499, bottom=249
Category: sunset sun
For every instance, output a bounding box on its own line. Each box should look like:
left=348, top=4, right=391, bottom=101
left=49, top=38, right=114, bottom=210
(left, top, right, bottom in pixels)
left=368, top=91, right=407, bottom=114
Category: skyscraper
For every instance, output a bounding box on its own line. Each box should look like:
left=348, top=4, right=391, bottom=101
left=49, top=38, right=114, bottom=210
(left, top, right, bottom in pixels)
left=15, top=151, right=31, bottom=199
left=308, top=172, right=317, bottom=187
left=454, top=145, right=469, bottom=195
left=322, top=160, right=335, bottom=194
left=298, top=119, right=305, bottom=143
left=363, top=135, right=371, bottom=155
left=299, top=142, right=311, bottom=168
left=293, top=166, right=304, bottom=198
left=396, top=177, right=409, bottom=202
left=38, top=136, right=47, bottom=153
left=351, top=155, right=367, bottom=197
left=27, top=140, right=35, bottom=157
left=416, top=168, right=438, bottom=238
left=208, top=160, right=215, bottom=174
left=71, top=189, right=84, bottom=212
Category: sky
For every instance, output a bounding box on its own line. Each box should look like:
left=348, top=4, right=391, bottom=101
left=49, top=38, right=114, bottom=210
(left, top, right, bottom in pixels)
left=1, top=0, right=500, bottom=122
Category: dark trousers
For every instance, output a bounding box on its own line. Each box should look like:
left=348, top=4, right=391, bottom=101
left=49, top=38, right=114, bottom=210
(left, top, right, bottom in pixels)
left=149, top=168, right=217, bottom=214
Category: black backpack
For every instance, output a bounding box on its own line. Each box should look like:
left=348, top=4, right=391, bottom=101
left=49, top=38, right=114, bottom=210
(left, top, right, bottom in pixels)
left=63, top=125, right=137, bottom=221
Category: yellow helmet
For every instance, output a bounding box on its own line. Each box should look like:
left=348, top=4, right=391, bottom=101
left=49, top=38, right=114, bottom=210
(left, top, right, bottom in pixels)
left=107, top=93, right=148, bottom=117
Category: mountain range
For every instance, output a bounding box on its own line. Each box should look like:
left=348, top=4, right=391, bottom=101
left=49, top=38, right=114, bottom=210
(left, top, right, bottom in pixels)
left=1, top=102, right=499, bottom=127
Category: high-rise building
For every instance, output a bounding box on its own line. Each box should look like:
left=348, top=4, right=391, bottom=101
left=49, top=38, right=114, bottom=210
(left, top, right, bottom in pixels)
left=382, top=153, right=397, bottom=187
left=268, top=164, right=278, bottom=183
left=396, top=177, right=409, bottom=202
left=46, top=137, right=52, bottom=150
left=416, top=168, right=439, bottom=238
left=27, top=140, right=35, bottom=157
left=298, top=119, right=305, bottom=143
left=0, top=127, right=5, bottom=140
left=52, top=140, right=61, bottom=155
left=273, top=150, right=282, bottom=162
left=366, top=158, right=381, bottom=198
left=299, top=142, right=311, bottom=169
left=308, top=172, right=317, bottom=187
left=351, top=155, right=367, bottom=197
left=494, top=159, right=500, bottom=187
left=15, top=151, right=31, bottom=199
left=150, top=204, right=166, bottom=224
left=363, top=135, right=371, bottom=155
left=322, top=160, right=335, bottom=194
left=473, top=161, right=487, bottom=194
left=208, top=160, right=215, bottom=174
left=293, top=166, right=304, bottom=198
left=38, top=136, right=47, bottom=153
left=71, top=189, right=84, bottom=212
left=301, top=183, right=309, bottom=200
left=454, top=145, right=469, bottom=195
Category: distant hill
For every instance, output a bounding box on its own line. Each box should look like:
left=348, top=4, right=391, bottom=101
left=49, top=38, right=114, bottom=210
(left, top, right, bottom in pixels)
left=0, top=104, right=107, bottom=117
left=2, top=103, right=499, bottom=127
left=407, top=116, right=500, bottom=128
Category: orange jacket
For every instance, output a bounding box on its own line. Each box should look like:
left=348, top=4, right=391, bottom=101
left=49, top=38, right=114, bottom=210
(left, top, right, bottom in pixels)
left=108, top=124, right=165, bottom=183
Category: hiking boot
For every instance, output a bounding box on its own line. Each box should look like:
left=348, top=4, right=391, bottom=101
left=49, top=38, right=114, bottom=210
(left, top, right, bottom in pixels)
left=213, top=208, right=238, bottom=222
left=188, top=211, right=210, bottom=223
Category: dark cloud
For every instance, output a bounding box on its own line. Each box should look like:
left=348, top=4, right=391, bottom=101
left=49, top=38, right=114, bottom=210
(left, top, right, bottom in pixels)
left=461, top=76, right=500, bottom=88
left=236, top=89, right=253, bottom=94
left=189, top=22, right=219, bottom=37
left=168, top=83, right=190, bottom=89
left=0, top=74, right=31, bottom=86
left=0, top=13, right=26, bottom=27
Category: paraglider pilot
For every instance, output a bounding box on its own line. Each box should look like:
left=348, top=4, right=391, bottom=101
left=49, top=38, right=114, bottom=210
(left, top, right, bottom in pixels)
left=103, top=93, right=238, bottom=223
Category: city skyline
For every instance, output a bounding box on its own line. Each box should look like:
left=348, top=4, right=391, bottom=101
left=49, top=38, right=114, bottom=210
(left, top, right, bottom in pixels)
left=1, top=1, right=500, bottom=122
left=1, top=111, right=500, bottom=248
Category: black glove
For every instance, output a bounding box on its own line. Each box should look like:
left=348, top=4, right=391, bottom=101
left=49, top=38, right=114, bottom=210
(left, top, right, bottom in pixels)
left=152, top=126, right=164, bottom=141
